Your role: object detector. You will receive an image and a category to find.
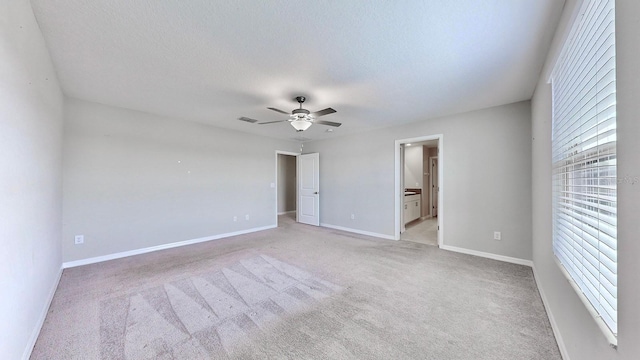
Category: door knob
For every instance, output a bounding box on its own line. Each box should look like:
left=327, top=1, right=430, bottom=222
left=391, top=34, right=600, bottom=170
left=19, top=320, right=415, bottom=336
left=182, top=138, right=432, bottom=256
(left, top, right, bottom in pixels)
left=314, top=191, right=318, bottom=194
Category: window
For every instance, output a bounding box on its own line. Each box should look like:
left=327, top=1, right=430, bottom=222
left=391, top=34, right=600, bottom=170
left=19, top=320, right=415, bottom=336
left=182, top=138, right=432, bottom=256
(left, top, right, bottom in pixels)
left=551, top=0, right=617, bottom=337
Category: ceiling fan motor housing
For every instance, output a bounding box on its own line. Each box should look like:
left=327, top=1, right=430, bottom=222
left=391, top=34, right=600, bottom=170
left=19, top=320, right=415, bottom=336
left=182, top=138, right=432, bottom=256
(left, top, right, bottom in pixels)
left=292, top=108, right=311, bottom=116
left=293, top=96, right=311, bottom=119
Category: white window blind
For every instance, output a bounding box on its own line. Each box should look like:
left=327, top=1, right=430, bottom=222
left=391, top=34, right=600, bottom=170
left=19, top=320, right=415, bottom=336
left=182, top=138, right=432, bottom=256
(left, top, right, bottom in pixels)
left=551, top=0, right=617, bottom=335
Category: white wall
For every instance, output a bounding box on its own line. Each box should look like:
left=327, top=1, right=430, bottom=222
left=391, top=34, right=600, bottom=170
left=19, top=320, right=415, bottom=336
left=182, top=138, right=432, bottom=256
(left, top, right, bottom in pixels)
left=404, top=145, right=423, bottom=189
left=62, top=98, right=299, bottom=262
left=531, top=0, right=640, bottom=358
left=277, top=154, right=296, bottom=213
left=305, top=101, right=533, bottom=261
left=0, top=1, right=64, bottom=358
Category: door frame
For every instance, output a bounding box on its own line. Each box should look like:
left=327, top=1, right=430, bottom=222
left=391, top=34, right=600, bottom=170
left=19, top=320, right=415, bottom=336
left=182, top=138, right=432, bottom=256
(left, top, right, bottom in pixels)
left=394, top=134, right=443, bottom=246
left=429, top=156, right=438, bottom=217
left=275, top=150, right=300, bottom=225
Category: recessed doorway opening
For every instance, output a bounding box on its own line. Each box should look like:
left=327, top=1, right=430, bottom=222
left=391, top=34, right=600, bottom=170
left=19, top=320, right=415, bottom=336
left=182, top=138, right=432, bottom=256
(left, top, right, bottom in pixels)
left=394, top=135, right=443, bottom=247
left=275, top=151, right=299, bottom=226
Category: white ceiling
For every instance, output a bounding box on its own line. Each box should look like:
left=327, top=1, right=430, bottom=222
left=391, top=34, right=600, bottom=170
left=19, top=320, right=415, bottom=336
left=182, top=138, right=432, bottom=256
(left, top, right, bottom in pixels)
left=30, top=0, right=564, bottom=142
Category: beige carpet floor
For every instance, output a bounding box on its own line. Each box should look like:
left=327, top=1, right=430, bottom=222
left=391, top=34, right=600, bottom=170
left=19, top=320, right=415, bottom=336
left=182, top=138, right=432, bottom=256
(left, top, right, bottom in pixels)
left=401, top=217, right=438, bottom=246
left=32, top=214, right=560, bottom=359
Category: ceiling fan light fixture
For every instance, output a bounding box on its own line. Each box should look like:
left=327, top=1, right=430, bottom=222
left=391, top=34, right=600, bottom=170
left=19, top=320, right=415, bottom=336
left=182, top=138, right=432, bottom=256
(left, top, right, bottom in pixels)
left=290, top=119, right=312, bottom=132
left=243, top=95, right=339, bottom=131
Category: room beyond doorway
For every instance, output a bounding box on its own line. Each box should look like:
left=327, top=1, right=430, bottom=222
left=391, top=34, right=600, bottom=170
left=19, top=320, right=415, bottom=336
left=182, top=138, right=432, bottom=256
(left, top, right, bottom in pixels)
left=395, top=135, right=443, bottom=246
left=400, top=139, right=438, bottom=246
left=275, top=151, right=299, bottom=225
left=401, top=218, right=438, bottom=246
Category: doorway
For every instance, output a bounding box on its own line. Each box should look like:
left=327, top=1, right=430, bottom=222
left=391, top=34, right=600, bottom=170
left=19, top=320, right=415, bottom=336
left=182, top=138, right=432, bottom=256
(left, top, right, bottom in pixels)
left=394, top=135, right=443, bottom=246
left=276, top=151, right=298, bottom=226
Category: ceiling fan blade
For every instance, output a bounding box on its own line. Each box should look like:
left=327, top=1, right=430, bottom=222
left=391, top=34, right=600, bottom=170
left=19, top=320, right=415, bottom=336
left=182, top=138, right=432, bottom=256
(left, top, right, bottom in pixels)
left=258, top=120, right=288, bottom=125
left=312, top=108, right=336, bottom=117
left=238, top=116, right=259, bottom=123
left=315, top=120, right=342, bottom=127
left=267, top=107, right=290, bottom=115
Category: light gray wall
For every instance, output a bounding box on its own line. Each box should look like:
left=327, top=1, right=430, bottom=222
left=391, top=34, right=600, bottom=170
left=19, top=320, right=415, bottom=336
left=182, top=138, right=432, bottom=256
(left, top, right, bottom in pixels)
left=404, top=145, right=423, bottom=189
left=0, top=1, right=64, bottom=358
left=62, top=98, right=298, bottom=262
left=616, top=1, right=640, bottom=357
left=531, top=0, right=640, bottom=358
left=305, top=101, right=532, bottom=260
left=277, top=154, right=296, bottom=213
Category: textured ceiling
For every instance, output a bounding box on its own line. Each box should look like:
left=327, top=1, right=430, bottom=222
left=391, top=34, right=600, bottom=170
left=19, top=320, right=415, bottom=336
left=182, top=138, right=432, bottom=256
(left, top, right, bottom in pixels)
left=30, top=0, right=564, bottom=142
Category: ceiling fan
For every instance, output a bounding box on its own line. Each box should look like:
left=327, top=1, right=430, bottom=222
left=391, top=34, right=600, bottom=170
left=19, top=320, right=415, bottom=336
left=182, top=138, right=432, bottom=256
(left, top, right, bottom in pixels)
left=238, top=96, right=341, bottom=132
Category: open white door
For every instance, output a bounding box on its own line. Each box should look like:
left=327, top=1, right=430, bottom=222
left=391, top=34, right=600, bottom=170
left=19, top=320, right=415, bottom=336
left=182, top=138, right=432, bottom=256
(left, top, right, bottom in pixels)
left=431, top=157, right=438, bottom=217
left=297, top=153, right=320, bottom=226
left=400, top=145, right=405, bottom=233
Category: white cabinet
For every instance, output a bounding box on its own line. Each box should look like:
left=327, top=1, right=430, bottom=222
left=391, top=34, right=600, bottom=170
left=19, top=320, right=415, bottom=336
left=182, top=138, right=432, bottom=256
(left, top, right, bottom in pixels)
left=403, top=194, right=421, bottom=224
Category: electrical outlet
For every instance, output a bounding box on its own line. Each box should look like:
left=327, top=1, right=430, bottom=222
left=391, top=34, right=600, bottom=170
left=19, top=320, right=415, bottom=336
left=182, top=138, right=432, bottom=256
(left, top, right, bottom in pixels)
left=351, top=213, right=355, bottom=220
left=494, top=231, right=502, bottom=241
left=74, top=235, right=84, bottom=244
left=245, top=214, right=250, bottom=220
left=233, top=216, right=237, bottom=222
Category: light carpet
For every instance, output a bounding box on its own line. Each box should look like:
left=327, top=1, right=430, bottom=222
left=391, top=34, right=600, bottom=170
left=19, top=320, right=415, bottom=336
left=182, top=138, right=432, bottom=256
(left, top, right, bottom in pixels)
left=32, top=215, right=560, bottom=359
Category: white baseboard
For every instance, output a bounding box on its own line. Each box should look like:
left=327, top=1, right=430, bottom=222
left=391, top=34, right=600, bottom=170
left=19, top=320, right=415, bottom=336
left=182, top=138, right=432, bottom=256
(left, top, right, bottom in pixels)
left=23, top=265, right=63, bottom=360
left=320, top=223, right=395, bottom=240
left=532, top=265, right=570, bottom=360
left=63, top=225, right=276, bottom=268
left=277, top=210, right=296, bottom=215
left=440, top=245, right=533, bottom=267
